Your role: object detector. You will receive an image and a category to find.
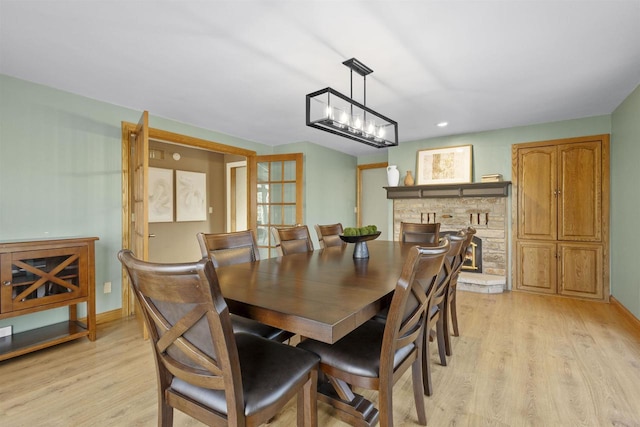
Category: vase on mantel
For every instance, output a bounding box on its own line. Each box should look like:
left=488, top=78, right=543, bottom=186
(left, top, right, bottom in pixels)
left=404, top=170, right=415, bottom=186
left=387, top=165, right=400, bottom=187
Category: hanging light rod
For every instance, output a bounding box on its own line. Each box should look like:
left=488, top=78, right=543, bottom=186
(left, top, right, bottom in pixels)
left=306, top=58, right=398, bottom=149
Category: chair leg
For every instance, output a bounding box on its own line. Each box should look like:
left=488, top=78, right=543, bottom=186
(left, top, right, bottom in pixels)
left=158, top=400, right=173, bottom=427
left=422, top=327, right=433, bottom=396
left=297, top=369, right=318, bottom=427
left=443, top=294, right=453, bottom=357
left=450, top=292, right=460, bottom=337
left=378, top=377, right=394, bottom=427
left=411, top=357, right=427, bottom=425
left=436, top=316, right=447, bottom=367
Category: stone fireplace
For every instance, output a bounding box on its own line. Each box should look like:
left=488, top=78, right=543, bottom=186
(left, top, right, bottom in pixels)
left=387, top=182, right=510, bottom=293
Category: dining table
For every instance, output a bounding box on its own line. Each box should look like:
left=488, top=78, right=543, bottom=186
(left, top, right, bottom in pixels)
left=215, top=239, right=419, bottom=427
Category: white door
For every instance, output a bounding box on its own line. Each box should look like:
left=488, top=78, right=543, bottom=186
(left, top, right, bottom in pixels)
left=227, top=161, right=247, bottom=232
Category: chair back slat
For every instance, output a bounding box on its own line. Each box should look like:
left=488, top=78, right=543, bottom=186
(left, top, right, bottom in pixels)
left=272, top=225, right=314, bottom=256
left=315, top=223, right=346, bottom=249
left=381, top=241, right=449, bottom=375
left=197, top=230, right=260, bottom=268
left=400, top=222, right=441, bottom=244
left=118, top=250, right=241, bottom=402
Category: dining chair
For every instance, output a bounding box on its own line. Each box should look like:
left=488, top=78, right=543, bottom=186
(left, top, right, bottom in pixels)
left=298, top=241, right=450, bottom=427
left=271, top=225, right=314, bottom=256
left=399, top=222, right=441, bottom=244
left=196, top=230, right=294, bottom=343
left=444, top=227, right=476, bottom=356
left=314, top=223, right=346, bottom=249
left=118, top=250, right=319, bottom=427
left=422, top=233, right=465, bottom=396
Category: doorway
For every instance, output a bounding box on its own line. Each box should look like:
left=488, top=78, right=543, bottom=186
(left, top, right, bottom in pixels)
left=121, top=119, right=256, bottom=316
left=357, top=162, right=389, bottom=240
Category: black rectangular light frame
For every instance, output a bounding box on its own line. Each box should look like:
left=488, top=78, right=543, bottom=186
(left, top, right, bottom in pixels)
left=305, top=87, right=399, bottom=149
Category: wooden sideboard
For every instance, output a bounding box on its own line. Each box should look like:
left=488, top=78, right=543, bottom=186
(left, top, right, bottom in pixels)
left=0, top=237, right=98, bottom=361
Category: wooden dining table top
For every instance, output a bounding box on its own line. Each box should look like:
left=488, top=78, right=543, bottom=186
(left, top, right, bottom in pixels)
left=215, top=240, right=415, bottom=344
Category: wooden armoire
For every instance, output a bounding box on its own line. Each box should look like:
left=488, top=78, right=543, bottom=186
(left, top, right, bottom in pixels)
left=512, top=134, right=609, bottom=301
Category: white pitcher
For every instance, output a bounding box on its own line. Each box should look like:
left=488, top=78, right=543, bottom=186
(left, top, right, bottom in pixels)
left=387, top=165, right=400, bottom=187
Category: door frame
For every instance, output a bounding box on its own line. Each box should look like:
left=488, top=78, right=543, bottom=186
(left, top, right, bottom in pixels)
left=121, top=121, right=256, bottom=316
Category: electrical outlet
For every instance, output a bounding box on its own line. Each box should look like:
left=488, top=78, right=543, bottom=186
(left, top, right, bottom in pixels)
left=0, top=325, right=12, bottom=338
left=103, top=282, right=112, bottom=294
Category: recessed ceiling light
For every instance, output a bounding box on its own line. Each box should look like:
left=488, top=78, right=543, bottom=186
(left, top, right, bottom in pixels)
left=436, top=121, right=448, bottom=127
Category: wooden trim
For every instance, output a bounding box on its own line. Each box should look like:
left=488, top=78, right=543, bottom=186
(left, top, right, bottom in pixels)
left=601, top=134, right=611, bottom=302
left=357, top=162, right=387, bottom=227
left=610, top=296, right=640, bottom=332
left=511, top=134, right=610, bottom=150
left=121, top=121, right=134, bottom=316
left=80, top=308, right=123, bottom=325
left=384, top=181, right=511, bottom=199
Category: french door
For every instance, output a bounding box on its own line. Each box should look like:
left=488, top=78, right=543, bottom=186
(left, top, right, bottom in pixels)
left=251, top=154, right=303, bottom=258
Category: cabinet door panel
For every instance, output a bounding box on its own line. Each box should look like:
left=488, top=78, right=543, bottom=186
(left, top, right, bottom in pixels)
left=558, top=141, right=602, bottom=241
left=0, top=247, right=87, bottom=313
left=518, top=146, right=557, bottom=240
left=516, top=241, right=557, bottom=294
left=559, top=243, right=603, bottom=299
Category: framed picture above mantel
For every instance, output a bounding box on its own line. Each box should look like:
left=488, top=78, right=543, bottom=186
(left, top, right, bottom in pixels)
left=417, top=144, right=473, bottom=185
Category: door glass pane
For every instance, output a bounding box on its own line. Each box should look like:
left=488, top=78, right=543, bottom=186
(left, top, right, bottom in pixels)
left=271, top=161, right=282, bottom=181
left=257, top=183, right=269, bottom=203
left=257, top=162, right=269, bottom=182
left=270, top=205, right=282, bottom=224
left=284, top=161, right=296, bottom=180
left=256, top=226, right=269, bottom=246
left=257, top=205, right=269, bottom=226
left=270, top=184, right=282, bottom=203
left=284, top=205, right=296, bottom=225
left=283, top=183, right=296, bottom=203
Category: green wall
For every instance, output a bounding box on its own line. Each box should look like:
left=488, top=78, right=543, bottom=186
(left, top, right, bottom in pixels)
left=611, top=84, right=640, bottom=319
left=0, top=74, right=306, bottom=333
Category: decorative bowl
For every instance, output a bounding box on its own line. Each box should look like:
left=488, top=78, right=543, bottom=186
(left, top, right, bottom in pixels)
left=339, top=232, right=381, bottom=258
left=339, top=231, right=381, bottom=244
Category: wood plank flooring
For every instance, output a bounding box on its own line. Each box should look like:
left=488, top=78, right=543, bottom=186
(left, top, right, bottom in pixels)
left=1, top=290, right=639, bottom=426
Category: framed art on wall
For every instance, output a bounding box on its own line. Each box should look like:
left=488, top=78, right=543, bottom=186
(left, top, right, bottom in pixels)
left=176, top=170, right=207, bottom=222
left=148, top=167, right=174, bottom=222
left=417, top=144, right=473, bottom=185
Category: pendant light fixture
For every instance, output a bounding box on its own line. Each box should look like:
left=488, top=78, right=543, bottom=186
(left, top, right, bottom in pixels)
left=306, top=58, right=398, bottom=148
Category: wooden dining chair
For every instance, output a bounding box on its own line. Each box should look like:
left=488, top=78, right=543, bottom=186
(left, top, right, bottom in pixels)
left=314, top=223, right=346, bottom=249
left=422, top=233, right=465, bottom=396
left=399, top=222, right=441, bottom=244
left=271, top=225, right=314, bottom=256
left=196, top=230, right=294, bottom=343
left=443, top=227, right=476, bottom=356
left=118, top=250, right=319, bottom=427
left=298, top=241, right=449, bottom=427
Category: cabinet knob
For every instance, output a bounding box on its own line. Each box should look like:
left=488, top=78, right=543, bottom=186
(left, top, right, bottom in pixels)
left=148, top=234, right=156, bottom=238
left=3, top=281, right=11, bottom=286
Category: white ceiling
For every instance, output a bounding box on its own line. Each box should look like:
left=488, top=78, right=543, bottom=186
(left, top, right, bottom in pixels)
left=1, top=1, right=639, bottom=156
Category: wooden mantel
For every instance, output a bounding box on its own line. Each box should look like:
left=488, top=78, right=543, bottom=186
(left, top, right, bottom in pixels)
left=385, top=181, right=511, bottom=199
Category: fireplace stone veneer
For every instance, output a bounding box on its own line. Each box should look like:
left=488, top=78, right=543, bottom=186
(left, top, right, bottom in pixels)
left=392, top=194, right=509, bottom=292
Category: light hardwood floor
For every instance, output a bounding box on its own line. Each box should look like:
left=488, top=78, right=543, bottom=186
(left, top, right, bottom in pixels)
left=1, top=291, right=639, bottom=426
